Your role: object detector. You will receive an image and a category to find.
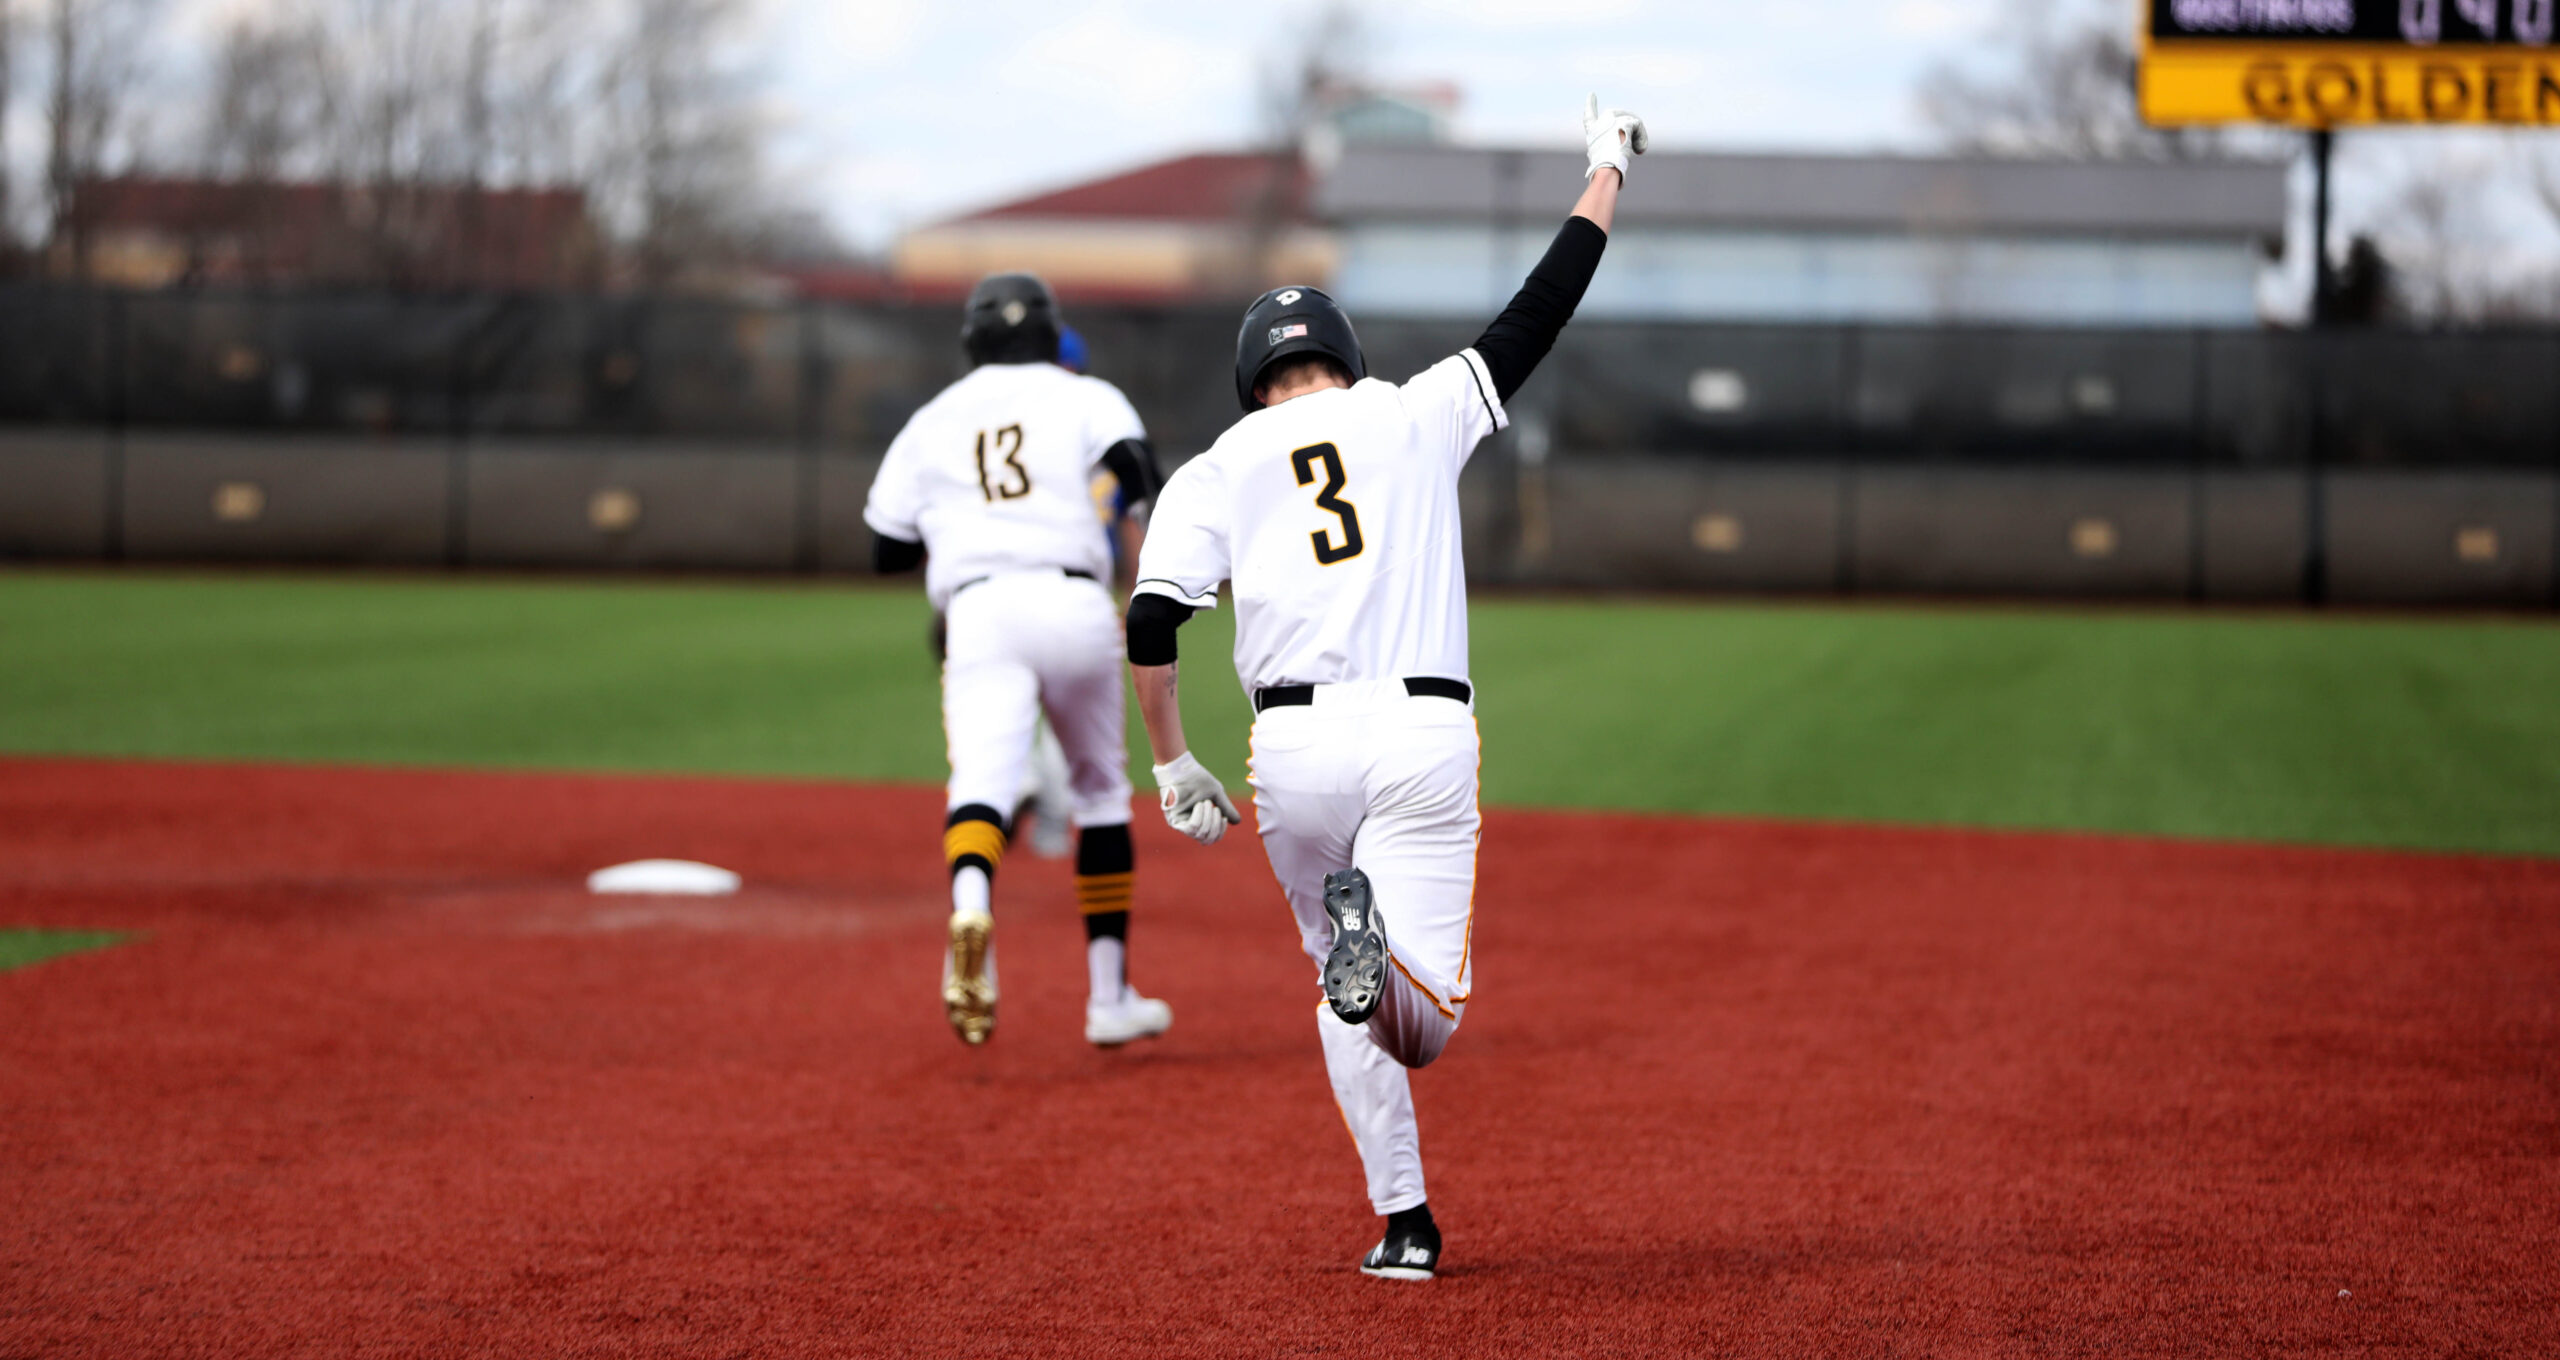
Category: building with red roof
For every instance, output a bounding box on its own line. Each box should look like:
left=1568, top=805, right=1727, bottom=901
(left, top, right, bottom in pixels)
left=62, top=178, right=603, bottom=292
left=891, top=151, right=1330, bottom=304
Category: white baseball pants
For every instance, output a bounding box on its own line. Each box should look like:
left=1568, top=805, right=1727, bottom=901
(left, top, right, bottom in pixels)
left=1248, top=682, right=1480, bottom=1216
left=941, top=571, right=1133, bottom=830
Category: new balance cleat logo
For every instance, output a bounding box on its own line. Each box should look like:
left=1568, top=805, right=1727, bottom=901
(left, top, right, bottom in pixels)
left=1359, top=1217, right=1442, bottom=1281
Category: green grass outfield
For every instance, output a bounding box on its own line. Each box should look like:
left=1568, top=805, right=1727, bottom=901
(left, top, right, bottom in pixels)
left=0, top=929, right=124, bottom=972
left=3, top=569, right=2555, bottom=856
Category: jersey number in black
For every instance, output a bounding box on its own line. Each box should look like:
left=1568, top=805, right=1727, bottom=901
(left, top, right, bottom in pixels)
left=1290, top=442, right=1364, bottom=565
left=975, top=425, right=1030, bottom=501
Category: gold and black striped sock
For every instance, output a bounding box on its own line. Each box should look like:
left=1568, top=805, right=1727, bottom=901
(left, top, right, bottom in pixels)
left=1076, top=823, right=1133, bottom=944
left=944, top=803, right=1007, bottom=880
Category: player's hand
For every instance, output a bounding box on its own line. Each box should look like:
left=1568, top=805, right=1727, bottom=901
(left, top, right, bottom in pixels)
left=1151, top=751, right=1241, bottom=845
left=1582, top=93, right=1648, bottom=181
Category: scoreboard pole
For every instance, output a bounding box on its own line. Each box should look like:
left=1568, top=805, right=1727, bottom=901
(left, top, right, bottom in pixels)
left=2309, top=128, right=2335, bottom=326
left=2307, top=126, right=2334, bottom=604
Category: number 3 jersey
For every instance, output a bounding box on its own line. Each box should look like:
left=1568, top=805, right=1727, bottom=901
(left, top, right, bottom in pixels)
left=864, top=361, right=1148, bottom=611
left=1135, top=350, right=1507, bottom=695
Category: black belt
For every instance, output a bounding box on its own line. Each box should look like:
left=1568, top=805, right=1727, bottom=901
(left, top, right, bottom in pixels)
left=952, top=567, right=1097, bottom=597
left=1253, top=677, right=1471, bottom=713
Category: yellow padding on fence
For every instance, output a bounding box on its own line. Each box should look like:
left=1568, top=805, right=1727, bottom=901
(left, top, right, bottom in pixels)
left=944, top=820, right=1007, bottom=870
left=1074, top=871, right=1134, bottom=915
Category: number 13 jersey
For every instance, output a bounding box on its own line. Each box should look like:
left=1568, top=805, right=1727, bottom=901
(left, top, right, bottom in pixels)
left=1135, top=350, right=1507, bottom=695
left=865, top=361, right=1147, bottom=611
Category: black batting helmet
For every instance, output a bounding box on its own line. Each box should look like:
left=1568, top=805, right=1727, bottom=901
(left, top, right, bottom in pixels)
left=1234, top=285, right=1365, bottom=411
left=961, top=272, right=1062, bottom=366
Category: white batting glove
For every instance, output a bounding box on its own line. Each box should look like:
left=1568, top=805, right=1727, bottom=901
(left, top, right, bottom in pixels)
left=1152, top=751, right=1241, bottom=846
left=1582, top=93, right=1648, bottom=181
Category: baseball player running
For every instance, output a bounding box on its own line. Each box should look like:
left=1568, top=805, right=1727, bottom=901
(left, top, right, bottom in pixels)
left=1124, top=97, right=1646, bottom=1279
left=866, top=273, right=1173, bottom=1049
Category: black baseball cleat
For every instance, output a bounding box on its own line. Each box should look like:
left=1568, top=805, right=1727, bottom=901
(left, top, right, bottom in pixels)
left=1360, top=1207, right=1442, bottom=1281
left=1320, top=868, right=1388, bottom=1025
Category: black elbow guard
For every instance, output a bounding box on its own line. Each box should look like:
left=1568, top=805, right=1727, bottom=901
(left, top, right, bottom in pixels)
left=1100, top=438, right=1163, bottom=506
left=1124, top=593, right=1195, bottom=666
left=873, top=532, right=925, bottom=575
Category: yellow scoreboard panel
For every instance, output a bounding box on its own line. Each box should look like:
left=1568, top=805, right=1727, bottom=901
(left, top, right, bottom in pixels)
left=2143, top=0, right=2560, bottom=126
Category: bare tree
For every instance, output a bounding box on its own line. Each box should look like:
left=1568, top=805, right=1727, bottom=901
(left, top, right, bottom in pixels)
left=49, top=0, right=796, bottom=290
left=594, top=0, right=768, bottom=286
left=222, top=0, right=594, bottom=187
left=199, top=15, right=333, bottom=182
left=484, top=0, right=600, bottom=192
left=44, top=0, right=69, bottom=256
left=1, top=0, right=16, bottom=259
left=448, top=0, right=621, bottom=286
left=338, top=0, right=466, bottom=186
left=2379, top=163, right=2474, bottom=322
left=1232, top=1, right=1362, bottom=290
left=1258, top=1, right=1362, bottom=154
left=43, top=0, right=165, bottom=271
left=2515, top=139, right=2560, bottom=304
left=462, top=0, right=494, bottom=189
left=1918, top=0, right=2235, bottom=160
left=2369, top=146, right=2560, bottom=326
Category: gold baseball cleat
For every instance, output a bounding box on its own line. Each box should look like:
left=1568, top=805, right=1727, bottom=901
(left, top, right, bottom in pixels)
left=943, top=909, right=996, bottom=1045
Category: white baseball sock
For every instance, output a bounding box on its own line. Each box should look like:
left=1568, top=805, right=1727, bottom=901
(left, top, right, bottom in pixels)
left=952, top=865, right=991, bottom=917
left=1087, top=936, right=1125, bottom=1005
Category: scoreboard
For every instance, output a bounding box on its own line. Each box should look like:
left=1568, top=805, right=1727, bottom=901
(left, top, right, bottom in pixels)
left=2142, top=0, right=2560, bottom=125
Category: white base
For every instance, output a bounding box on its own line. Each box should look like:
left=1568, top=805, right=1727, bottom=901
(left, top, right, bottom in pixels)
left=586, top=859, right=741, bottom=896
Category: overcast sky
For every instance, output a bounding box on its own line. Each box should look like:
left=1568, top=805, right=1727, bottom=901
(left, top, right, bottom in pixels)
left=116, top=0, right=2556, bottom=316
left=756, top=0, right=1993, bottom=247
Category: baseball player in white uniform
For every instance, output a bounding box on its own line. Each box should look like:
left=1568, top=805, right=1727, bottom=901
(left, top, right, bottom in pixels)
left=1124, top=97, right=1647, bottom=1279
left=865, top=272, right=1174, bottom=1050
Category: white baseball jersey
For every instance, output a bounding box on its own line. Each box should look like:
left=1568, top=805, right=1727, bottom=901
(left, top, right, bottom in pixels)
left=1139, top=348, right=1507, bottom=1218
left=865, top=362, right=1147, bottom=611
left=1133, top=350, right=1506, bottom=695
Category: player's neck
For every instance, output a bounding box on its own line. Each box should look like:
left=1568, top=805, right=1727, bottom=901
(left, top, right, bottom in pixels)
left=1260, top=373, right=1353, bottom=407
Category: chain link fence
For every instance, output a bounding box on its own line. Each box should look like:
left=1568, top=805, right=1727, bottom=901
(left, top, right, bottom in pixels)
left=4, top=285, right=2556, bottom=465
left=2, top=286, right=2554, bottom=604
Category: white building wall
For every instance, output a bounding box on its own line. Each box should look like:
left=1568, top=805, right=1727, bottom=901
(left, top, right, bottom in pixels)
left=1332, top=225, right=2266, bottom=327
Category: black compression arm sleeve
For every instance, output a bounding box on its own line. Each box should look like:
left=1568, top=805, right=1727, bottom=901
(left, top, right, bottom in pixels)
left=1124, top=593, right=1196, bottom=666
left=1471, top=215, right=1609, bottom=403
left=1099, top=438, right=1164, bottom=506
left=872, top=532, right=924, bottom=575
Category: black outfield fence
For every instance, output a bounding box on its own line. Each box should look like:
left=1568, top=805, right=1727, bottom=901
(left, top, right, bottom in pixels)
left=2, top=286, right=2555, bottom=606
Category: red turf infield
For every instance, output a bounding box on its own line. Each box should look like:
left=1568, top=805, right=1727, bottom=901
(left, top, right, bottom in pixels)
left=0, top=757, right=2555, bottom=1359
